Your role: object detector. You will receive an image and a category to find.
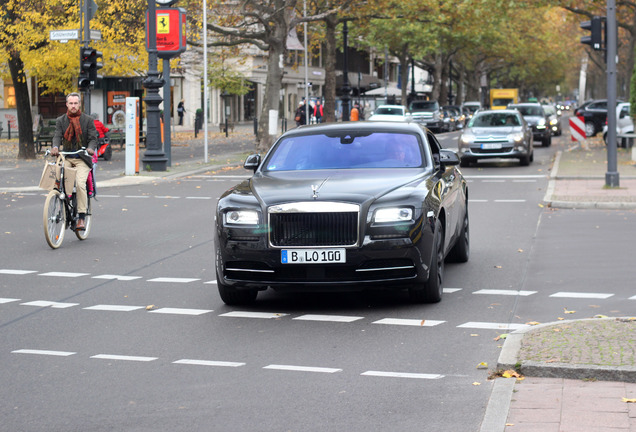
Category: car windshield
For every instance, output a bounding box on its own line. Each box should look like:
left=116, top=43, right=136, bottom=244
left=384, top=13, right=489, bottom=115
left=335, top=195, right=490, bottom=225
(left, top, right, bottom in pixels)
left=375, top=107, right=404, bottom=115
left=410, top=101, right=438, bottom=111
left=265, top=132, right=425, bottom=171
left=514, top=106, right=544, bottom=116
left=470, top=113, right=520, bottom=127
left=543, top=106, right=556, bottom=115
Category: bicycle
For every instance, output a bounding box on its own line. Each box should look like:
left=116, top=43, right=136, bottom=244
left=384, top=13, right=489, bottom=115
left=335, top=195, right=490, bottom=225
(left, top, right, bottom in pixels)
left=42, top=148, right=93, bottom=249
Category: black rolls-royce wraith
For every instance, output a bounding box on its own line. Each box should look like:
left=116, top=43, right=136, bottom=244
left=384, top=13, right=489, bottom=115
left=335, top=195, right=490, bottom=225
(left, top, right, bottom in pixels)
left=215, top=121, right=469, bottom=304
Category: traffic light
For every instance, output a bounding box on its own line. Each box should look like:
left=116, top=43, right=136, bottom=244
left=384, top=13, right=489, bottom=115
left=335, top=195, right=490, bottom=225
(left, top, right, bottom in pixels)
left=78, top=72, right=91, bottom=90
left=581, top=16, right=603, bottom=51
left=79, top=47, right=103, bottom=88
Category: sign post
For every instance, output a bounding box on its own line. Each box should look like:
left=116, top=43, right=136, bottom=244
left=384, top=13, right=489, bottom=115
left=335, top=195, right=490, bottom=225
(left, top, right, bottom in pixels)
left=125, top=97, right=140, bottom=176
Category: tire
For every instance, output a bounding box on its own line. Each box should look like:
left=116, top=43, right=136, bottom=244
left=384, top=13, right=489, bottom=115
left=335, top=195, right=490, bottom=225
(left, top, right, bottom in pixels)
left=409, top=220, right=444, bottom=303
left=460, top=158, right=472, bottom=168
left=102, top=145, right=112, bottom=161
left=519, top=153, right=530, bottom=166
left=75, top=197, right=91, bottom=240
left=43, top=190, right=65, bottom=249
left=217, top=279, right=258, bottom=305
left=447, top=209, right=469, bottom=263
left=585, top=122, right=596, bottom=137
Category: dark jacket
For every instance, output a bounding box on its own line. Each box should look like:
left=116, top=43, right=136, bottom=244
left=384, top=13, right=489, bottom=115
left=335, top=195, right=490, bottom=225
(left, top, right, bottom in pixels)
left=53, top=112, right=98, bottom=167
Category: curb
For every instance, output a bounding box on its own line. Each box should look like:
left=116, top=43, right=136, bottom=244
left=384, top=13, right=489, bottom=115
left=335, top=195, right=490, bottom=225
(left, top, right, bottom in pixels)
left=497, top=317, right=636, bottom=383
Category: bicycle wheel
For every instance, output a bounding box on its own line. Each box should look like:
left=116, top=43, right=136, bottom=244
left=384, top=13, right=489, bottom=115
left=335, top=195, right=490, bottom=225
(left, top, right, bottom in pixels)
left=43, top=190, right=65, bottom=249
left=75, top=197, right=91, bottom=240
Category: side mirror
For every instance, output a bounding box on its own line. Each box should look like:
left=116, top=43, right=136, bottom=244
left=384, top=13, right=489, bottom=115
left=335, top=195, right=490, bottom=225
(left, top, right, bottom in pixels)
left=439, top=149, right=460, bottom=167
left=244, top=154, right=261, bottom=172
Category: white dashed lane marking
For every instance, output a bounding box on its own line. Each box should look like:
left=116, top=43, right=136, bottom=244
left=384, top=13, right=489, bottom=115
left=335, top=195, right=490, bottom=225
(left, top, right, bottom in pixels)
left=12, top=349, right=76, bottom=356
left=372, top=318, right=445, bottom=327
left=474, top=289, right=537, bottom=296
left=457, top=322, right=528, bottom=330
left=38, top=272, right=89, bottom=278
left=263, top=364, right=342, bottom=374
left=0, top=298, right=20, bottom=304
left=148, top=308, right=212, bottom=316
left=0, top=269, right=37, bottom=275
left=550, top=292, right=614, bottom=299
left=90, top=354, right=158, bottom=362
left=293, top=314, right=364, bottom=323
left=83, top=305, right=145, bottom=312
left=92, top=275, right=143, bottom=281
left=147, top=277, right=200, bottom=283
left=361, top=371, right=444, bottom=380
left=20, top=300, right=78, bottom=309
left=219, top=311, right=288, bottom=319
left=173, top=359, right=245, bottom=367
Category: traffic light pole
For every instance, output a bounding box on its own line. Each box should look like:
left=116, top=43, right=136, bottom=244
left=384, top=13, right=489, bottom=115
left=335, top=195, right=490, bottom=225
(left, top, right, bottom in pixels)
left=81, top=0, right=91, bottom=114
left=605, top=0, right=619, bottom=187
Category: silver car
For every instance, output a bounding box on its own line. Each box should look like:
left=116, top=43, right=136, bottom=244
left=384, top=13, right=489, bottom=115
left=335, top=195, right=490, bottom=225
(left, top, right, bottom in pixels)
left=457, top=109, right=534, bottom=167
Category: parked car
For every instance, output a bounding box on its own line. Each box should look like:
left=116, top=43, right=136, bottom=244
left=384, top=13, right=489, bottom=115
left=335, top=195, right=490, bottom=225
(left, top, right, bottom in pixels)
left=542, top=104, right=562, bottom=136
left=457, top=109, right=533, bottom=167
left=508, top=102, right=551, bottom=146
left=574, top=99, right=625, bottom=137
left=368, top=105, right=411, bottom=122
left=215, top=122, right=469, bottom=305
left=602, top=102, right=634, bottom=147
left=408, top=100, right=443, bottom=132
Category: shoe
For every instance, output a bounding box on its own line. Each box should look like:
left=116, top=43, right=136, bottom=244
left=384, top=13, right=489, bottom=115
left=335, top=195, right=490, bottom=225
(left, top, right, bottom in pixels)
left=75, top=219, right=86, bottom=231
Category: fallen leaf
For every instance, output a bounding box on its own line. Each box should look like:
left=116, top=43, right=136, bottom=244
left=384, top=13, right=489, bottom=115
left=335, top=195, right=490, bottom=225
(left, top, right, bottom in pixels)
left=622, top=398, right=636, bottom=403
left=564, top=308, right=576, bottom=314
left=538, top=203, right=544, bottom=208
left=517, top=249, right=524, bottom=253
left=122, top=208, right=128, bottom=211
left=470, top=333, right=479, bottom=337
left=476, top=362, right=488, bottom=369
left=526, top=321, right=540, bottom=326
left=494, top=334, right=508, bottom=341
left=145, top=305, right=155, bottom=310
left=420, top=320, right=426, bottom=326
left=505, top=423, right=515, bottom=426
left=472, top=382, right=481, bottom=386
left=502, top=370, right=520, bottom=378
left=494, top=265, right=502, bottom=269
left=558, top=317, right=565, bottom=320
left=594, top=314, right=608, bottom=319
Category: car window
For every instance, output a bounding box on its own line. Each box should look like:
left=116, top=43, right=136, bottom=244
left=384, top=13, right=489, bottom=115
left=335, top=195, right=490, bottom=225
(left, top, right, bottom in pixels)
left=264, top=132, right=425, bottom=171
left=470, top=113, right=520, bottom=127
left=589, top=102, right=606, bottom=110
left=543, top=106, right=555, bottom=115
left=410, top=101, right=439, bottom=111
left=375, top=107, right=404, bottom=115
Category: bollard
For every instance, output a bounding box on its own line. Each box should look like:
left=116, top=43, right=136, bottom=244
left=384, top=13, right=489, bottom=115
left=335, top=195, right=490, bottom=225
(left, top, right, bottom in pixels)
left=253, top=117, right=258, bottom=135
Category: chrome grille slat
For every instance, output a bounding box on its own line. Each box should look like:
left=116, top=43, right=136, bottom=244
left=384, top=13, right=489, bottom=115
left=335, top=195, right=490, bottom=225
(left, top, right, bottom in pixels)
left=270, top=212, right=358, bottom=247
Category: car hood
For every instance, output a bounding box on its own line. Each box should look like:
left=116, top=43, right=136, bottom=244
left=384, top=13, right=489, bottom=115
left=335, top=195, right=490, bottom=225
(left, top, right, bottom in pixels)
left=521, top=116, right=543, bottom=125
left=242, top=169, right=429, bottom=207
left=467, top=126, right=518, bottom=136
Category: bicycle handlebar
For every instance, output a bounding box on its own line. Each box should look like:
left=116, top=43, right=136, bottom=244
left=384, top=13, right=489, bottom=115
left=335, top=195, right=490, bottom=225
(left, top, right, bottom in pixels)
left=45, top=148, right=88, bottom=157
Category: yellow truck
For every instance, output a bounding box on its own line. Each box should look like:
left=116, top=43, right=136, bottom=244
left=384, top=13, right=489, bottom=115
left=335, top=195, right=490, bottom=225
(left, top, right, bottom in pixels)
left=490, top=89, right=518, bottom=110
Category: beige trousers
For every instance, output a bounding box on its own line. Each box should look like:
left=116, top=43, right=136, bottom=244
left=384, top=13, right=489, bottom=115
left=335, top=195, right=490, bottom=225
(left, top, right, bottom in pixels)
left=65, top=158, right=91, bottom=214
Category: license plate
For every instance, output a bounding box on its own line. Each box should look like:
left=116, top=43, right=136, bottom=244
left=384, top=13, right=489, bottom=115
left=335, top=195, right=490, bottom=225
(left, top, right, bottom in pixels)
left=481, top=143, right=502, bottom=149
left=281, top=248, right=346, bottom=264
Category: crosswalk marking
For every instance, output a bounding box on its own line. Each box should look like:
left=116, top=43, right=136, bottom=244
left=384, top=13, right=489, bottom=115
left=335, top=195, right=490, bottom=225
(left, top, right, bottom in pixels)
left=550, top=292, right=614, bottom=299
left=293, top=314, right=364, bottom=323
left=148, top=308, right=212, bottom=316
left=0, top=269, right=37, bottom=275
left=372, top=318, right=445, bottom=327
left=263, top=364, right=342, bottom=374
left=83, top=305, right=145, bottom=312
left=457, top=322, right=528, bottom=330
left=443, top=288, right=462, bottom=293
left=0, top=298, right=20, bottom=304
left=219, top=311, right=288, bottom=319
left=173, top=359, right=245, bottom=367
left=474, top=289, right=537, bottom=296
left=361, top=371, right=444, bottom=379
left=12, top=349, right=76, bottom=356
left=20, top=300, right=78, bottom=309
left=147, top=277, right=200, bottom=283
left=90, top=354, right=158, bottom=362
left=92, top=275, right=143, bottom=281
left=38, top=272, right=89, bottom=278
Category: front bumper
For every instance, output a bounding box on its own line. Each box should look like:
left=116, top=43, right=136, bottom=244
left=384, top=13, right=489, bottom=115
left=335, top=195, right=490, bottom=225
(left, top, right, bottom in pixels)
left=458, top=142, right=529, bottom=161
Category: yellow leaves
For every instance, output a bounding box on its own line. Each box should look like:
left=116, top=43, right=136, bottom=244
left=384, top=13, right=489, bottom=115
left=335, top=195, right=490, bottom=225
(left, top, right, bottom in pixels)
left=526, top=321, right=541, bottom=326
left=472, top=382, right=481, bottom=386
left=476, top=362, right=488, bottom=369
left=494, top=334, right=508, bottom=341
left=501, top=370, right=523, bottom=379
left=622, top=398, right=636, bottom=403
left=145, top=305, right=156, bottom=310
left=564, top=308, right=576, bottom=314
left=420, top=320, right=426, bottom=326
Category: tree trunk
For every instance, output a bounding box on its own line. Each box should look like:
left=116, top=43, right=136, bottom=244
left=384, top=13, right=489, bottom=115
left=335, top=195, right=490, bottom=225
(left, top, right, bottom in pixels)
left=323, top=15, right=338, bottom=123
left=431, top=53, right=442, bottom=101
left=8, top=51, right=35, bottom=159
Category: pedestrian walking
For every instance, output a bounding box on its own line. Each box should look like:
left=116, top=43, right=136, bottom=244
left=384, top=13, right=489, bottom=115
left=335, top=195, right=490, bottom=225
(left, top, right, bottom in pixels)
left=295, top=101, right=312, bottom=126
left=315, top=100, right=323, bottom=123
left=177, top=99, right=185, bottom=125
left=350, top=104, right=360, bottom=121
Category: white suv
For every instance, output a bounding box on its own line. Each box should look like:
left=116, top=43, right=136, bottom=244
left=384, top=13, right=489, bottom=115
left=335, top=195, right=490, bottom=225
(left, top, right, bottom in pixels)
left=603, top=102, right=633, bottom=147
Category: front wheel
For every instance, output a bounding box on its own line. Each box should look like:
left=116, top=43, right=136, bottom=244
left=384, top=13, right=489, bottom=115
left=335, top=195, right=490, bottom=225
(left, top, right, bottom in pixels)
left=217, top=280, right=258, bottom=305
left=447, top=209, right=469, bottom=263
left=43, top=191, right=66, bottom=249
left=75, top=197, right=92, bottom=240
left=585, top=122, right=596, bottom=137
left=409, top=220, right=444, bottom=303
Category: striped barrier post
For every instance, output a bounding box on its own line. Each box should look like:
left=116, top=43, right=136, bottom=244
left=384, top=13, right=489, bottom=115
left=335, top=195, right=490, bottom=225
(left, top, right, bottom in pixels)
left=569, top=115, right=586, bottom=142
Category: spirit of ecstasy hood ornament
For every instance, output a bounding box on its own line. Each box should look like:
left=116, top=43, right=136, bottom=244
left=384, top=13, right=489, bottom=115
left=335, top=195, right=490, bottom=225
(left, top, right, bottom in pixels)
left=311, top=177, right=329, bottom=200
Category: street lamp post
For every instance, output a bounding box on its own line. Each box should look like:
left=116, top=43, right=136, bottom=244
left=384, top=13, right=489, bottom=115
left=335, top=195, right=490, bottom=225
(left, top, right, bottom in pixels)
left=142, top=0, right=168, bottom=171
left=341, top=20, right=351, bottom=122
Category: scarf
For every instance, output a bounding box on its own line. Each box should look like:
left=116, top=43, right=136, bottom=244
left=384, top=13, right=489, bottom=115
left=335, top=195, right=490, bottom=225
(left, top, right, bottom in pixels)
left=64, top=110, right=83, bottom=144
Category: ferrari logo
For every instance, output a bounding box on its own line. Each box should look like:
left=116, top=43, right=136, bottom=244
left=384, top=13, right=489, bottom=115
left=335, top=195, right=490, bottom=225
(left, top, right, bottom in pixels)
left=157, top=14, right=170, bottom=34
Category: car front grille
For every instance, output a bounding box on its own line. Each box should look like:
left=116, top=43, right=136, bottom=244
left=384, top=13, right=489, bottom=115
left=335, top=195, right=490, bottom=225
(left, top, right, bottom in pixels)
left=268, top=202, right=359, bottom=247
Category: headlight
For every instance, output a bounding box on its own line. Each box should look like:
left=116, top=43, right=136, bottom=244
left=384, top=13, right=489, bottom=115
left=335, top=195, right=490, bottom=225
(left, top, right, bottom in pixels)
left=374, top=207, right=413, bottom=223
left=224, top=210, right=259, bottom=225
left=550, top=118, right=558, bottom=125
left=459, top=133, right=475, bottom=145
left=509, top=132, right=524, bottom=143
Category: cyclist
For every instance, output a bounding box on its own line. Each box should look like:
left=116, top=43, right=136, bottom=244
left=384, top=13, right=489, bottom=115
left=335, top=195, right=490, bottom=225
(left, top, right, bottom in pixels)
left=51, top=92, right=98, bottom=231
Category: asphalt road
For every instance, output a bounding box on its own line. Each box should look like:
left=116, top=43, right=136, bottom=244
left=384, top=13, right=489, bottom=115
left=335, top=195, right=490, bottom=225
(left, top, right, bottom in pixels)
left=2, top=124, right=635, bottom=431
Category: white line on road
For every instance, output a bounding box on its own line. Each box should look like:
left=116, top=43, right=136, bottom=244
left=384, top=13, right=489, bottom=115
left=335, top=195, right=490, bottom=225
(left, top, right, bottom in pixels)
left=147, top=277, right=200, bottom=283
left=83, top=305, right=145, bottom=312
left=464, top=175, right=545, bottom=179
left=92, top=274, right=143, bottom=281
left=549, top=292, right=614, bottom=299
left=457, top=322, right=529, bottom=330
left=38, top=272, right=89, bottom=278
left=12, top=349, right=76, bottom=357
left=219, top=311, right=288, bottom=319
left=443, top=288, right=462, bottom=293
left=493, top=199, right=526, bottom=203
left=361, top=371, right=444, bottom=379
left=90, top=354, right=158, bottom=362
left=173, top=359, right=245, bottom=367
left=630, top=295, right=636, bottom=300
left=148, top=308, right=212, bottom=316
left=204, top=280, right=217, bottom=284
left=372, top=318, right=445, bottom=327
left=293, top=314, right=364, bottom=323
left=263, top=364, right=342, bottom=373
left=20, top=300, right=78, bottom=309
left=0, top=269, right=37, bottom=275
left=155, top=196, right=180, bottom=199
left=124, top=195, right=150, bottom=199
left=474, top=289, right=537, bottom=296
left=185, top=196, right=212, bottom=200
left=0, top=298, right=20, bottom=303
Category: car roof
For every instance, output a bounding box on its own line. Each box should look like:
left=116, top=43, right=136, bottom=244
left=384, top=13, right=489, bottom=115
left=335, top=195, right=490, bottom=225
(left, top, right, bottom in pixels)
left=376, top=104, right=406, bottom=109
left=281, top=121, right=427, bottom=137
left=473, top=109, right=520, bottom=115
left=509, top=103, right=542, bottom=107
